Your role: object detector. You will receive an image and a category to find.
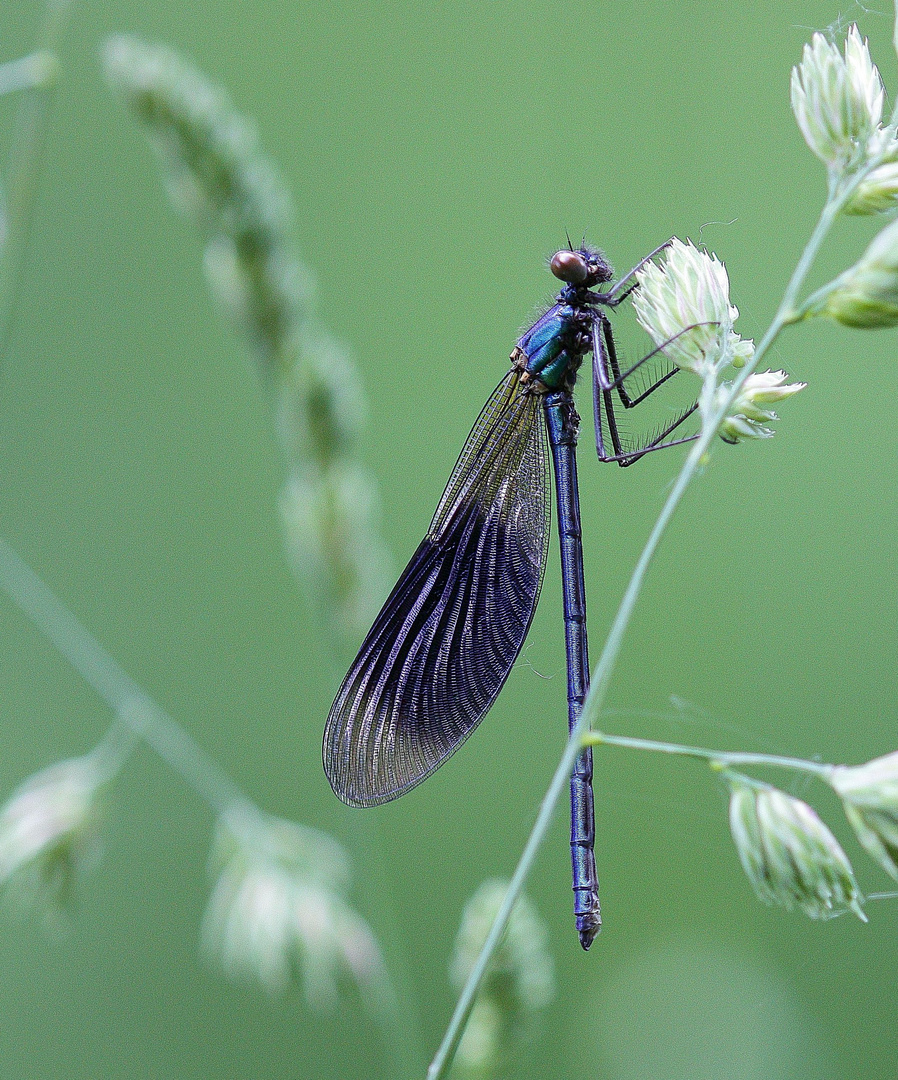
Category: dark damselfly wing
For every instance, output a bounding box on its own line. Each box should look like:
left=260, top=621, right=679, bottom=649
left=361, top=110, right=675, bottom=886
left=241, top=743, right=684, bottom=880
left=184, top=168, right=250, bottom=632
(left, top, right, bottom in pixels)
left=324, top=369, right=550, bottom=807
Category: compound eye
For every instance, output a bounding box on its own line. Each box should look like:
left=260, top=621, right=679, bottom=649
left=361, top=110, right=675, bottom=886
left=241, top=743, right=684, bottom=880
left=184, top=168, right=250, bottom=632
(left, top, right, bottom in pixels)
left=550, top=249, right=588, bottom=284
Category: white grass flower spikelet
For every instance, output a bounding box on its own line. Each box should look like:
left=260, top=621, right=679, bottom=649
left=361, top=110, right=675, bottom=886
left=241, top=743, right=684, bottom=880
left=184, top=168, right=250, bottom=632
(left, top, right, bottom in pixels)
left=202, top=807, right=384, bottom=1007
left=830, top=751, right=898, bottom=881
left=717, top=370, right=806, bottom=443
left=727, top=776, right=865, bottom=921
left=0, top=756, right=104, bottom=908
left=790, top=25, right=891, bottom=170
left=632, top=239, right=753, bottom=378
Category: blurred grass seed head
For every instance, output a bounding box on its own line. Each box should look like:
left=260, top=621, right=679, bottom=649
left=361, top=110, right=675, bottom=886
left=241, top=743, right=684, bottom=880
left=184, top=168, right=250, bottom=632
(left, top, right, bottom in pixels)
left=0, top=755, right=105, bottom=909
left=103, top=34, right=391, bottom=647
left=103, top=34, right=311, bottom=368
left=450, top=879, right=554, bottom=1076
left=202, top=807, right=384, bottom=1007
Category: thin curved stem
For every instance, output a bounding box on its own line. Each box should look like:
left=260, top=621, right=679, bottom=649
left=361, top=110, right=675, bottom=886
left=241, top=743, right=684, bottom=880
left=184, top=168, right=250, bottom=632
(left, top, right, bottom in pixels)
left=429, top=185, right=855, bottom=1080
left=778, top=186, right=841, bottom=325
left=585, top=731, right=834, bottom=778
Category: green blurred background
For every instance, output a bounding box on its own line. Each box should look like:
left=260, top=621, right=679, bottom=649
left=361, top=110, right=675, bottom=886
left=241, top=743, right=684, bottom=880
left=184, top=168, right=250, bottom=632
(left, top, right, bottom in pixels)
left=0, top=0, right=896, bottom=1077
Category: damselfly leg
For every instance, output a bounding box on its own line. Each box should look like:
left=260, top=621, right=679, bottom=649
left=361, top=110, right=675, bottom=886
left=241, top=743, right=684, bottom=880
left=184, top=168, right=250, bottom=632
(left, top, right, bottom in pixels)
left=590, top=239, right=674, bottom=308
left=591, top=313, right=699, bottom=466
left=595, top=313, right=680, bottom=408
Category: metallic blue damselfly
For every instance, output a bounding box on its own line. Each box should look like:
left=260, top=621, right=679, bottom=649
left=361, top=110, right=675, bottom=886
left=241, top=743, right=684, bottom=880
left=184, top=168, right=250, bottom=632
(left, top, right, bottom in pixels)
left=324, top=242, right=697, bottom=948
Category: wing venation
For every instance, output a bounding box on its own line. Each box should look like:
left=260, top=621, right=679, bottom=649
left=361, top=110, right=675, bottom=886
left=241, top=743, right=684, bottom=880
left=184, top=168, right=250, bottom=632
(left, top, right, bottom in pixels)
left=323, top=370, right=550, bottom=806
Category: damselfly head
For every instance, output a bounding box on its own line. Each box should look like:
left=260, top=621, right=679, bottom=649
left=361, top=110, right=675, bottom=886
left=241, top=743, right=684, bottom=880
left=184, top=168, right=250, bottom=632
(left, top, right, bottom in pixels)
left=550, top=247, right=613, bottom=287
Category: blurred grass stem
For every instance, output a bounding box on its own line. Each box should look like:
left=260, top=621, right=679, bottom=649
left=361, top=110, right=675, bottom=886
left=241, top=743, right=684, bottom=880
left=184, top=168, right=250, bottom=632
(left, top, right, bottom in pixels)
left=0, top=52, right=58, bottom=97
left=90, top=715, right=141, bottom=783
left=0, top=0, right=75, bottom=368
left=0, top=539, right=423, bottom=1076
left=0, top=539, right=408, bottom=1053
left=428, top=158, right=866, bottom=1080
left=0, top=536, right=251, bottom=815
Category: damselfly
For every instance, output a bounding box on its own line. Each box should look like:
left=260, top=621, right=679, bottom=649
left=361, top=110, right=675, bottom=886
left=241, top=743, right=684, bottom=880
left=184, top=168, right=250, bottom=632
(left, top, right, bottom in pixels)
left=324, top=242, right=697, bottom=948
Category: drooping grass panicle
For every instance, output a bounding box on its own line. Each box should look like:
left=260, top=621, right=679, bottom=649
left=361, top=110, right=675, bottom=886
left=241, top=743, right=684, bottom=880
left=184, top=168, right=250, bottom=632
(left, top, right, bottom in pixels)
left=102, top=35, right=391, bottom=652
left=725, top=773, right=865, bottom=921
left=103, top=34, right=309, bottom=370
left=100, top=39, right=415, bottom=1072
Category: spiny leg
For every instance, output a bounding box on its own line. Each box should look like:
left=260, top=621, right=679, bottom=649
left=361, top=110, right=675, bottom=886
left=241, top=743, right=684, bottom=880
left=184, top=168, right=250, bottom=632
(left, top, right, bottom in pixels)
left=593, top=317, right=720, bottom=407
left=591, top=316, right=699, bottom=466
left=595, top=382, right=627, bottom=462
left=591, top=315, right=629, bottom=460
left=595, top=397, right=699, bottom=466
left=613, top=405, right=699, bottom=467
left=593, top=314, right=680, bottom=411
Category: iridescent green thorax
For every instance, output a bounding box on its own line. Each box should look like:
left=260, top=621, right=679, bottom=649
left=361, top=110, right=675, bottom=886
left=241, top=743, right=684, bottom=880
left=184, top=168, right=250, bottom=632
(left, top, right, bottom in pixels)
left=517, top=304, right=584, bottom=390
